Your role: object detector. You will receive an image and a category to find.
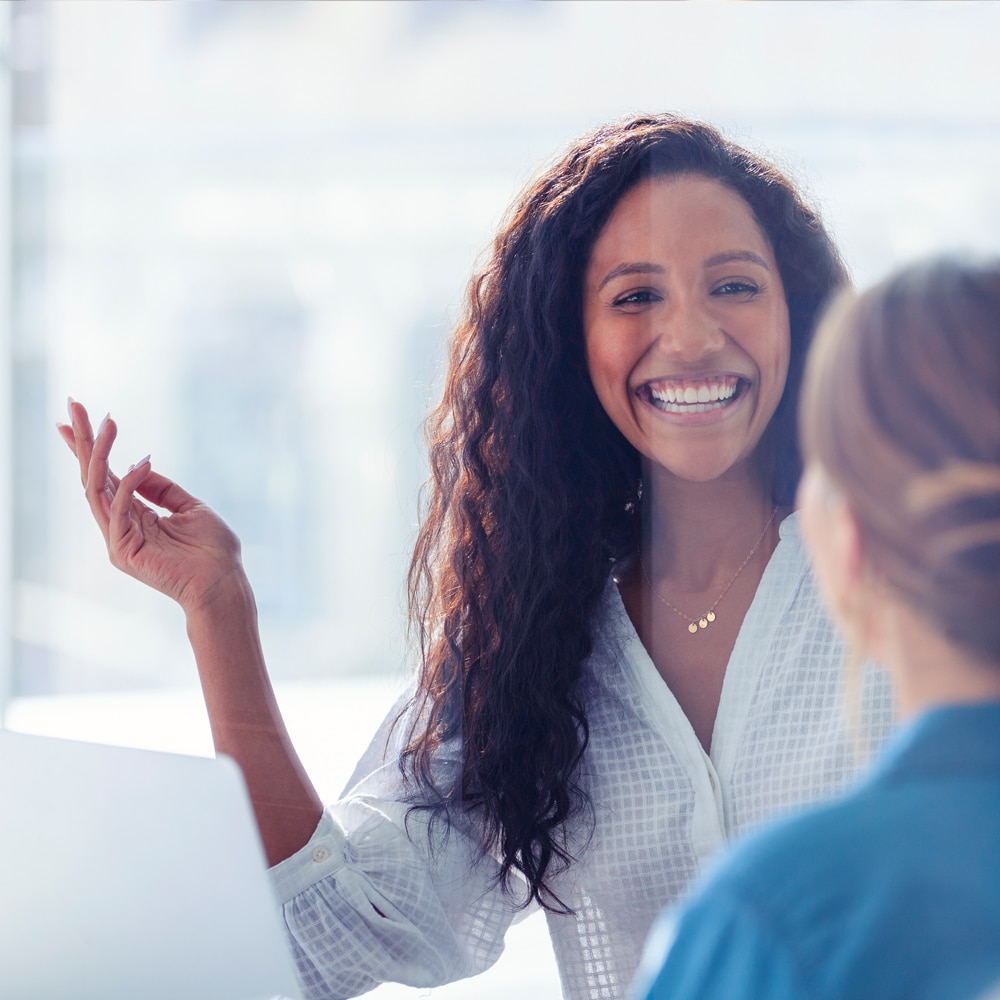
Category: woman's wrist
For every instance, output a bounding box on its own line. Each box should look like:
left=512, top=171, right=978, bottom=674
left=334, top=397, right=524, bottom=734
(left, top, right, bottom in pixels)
left=182, top=563, right=258, bottom=625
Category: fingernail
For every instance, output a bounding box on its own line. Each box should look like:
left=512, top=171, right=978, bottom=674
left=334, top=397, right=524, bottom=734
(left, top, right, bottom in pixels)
left=67, top=397, right=76, bottom=421
left=96, top=412, right=110, bottom=436
left=127, top=454, right=151, bottom=473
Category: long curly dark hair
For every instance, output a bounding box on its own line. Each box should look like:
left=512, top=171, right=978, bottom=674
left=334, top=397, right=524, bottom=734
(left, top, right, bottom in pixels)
left=402, top=113, right=848, bottom=910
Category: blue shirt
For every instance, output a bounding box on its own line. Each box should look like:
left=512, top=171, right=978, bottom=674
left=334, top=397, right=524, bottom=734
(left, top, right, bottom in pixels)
left=632, top=701, right=1000, bottom=1000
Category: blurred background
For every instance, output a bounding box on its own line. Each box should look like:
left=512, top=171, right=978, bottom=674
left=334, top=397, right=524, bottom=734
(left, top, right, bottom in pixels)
left=0, top=1, right=998, bottom=994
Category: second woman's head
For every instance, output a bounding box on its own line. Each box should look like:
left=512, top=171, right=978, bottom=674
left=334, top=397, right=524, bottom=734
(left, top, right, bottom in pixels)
left=799, top=255, right=1000, bottom=670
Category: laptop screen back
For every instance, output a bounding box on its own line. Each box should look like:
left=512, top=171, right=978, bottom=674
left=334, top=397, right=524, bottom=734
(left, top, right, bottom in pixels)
left=0, top=729, right=301, bottom=1000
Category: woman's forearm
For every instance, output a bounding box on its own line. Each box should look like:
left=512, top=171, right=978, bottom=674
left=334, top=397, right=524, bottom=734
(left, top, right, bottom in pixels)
left=185, top=574, right=323, bottom=867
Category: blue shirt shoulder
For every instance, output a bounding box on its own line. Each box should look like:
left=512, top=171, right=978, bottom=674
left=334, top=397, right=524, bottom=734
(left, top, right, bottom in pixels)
left=633, top=702, right=1000, bottom=1000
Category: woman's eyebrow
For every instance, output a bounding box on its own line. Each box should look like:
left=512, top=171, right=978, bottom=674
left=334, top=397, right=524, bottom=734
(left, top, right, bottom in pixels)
left=703, top=250, right=771, bottom=270
left=597, top=251, right=771, bottom=292
left=597, top=261, right=665, bottom=291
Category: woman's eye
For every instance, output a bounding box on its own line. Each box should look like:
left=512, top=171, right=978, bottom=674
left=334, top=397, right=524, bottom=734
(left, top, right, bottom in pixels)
left=612, top=289, right=660, bottom=308
left=713, top=280, right=760, bottom=297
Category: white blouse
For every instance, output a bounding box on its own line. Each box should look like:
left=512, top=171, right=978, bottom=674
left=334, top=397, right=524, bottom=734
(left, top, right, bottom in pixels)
left=270, top=514, right=896, bottom=1000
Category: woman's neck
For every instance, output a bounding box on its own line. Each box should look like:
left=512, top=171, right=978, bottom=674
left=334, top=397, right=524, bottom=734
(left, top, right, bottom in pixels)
left=639, top=461, right=782, bottom=592
left=618, top=460, right=786, bottom=753
left=876, top=597, right=1000, bottom=721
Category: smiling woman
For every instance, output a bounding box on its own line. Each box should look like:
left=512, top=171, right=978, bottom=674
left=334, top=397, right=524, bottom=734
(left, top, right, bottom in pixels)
left=59, top=113, right=895, bottom=1000
left=583, top=175, right=791, bottom=490
left=583, top=174, right=795, bottom=746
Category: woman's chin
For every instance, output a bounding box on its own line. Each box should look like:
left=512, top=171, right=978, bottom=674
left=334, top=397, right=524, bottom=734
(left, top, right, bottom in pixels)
left=643, top=451, right=761, bottom=489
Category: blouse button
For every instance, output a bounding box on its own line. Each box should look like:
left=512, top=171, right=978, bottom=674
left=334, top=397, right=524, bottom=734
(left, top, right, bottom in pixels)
left=312, top=845, right=331, bottom=863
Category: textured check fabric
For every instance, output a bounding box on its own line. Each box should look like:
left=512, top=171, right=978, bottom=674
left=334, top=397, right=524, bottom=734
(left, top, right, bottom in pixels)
left=270, top=514, right=896, bottom=999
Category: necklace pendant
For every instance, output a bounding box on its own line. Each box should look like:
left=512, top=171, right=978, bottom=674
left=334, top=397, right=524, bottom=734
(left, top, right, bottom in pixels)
left=640, top=505, right=777, bottom=640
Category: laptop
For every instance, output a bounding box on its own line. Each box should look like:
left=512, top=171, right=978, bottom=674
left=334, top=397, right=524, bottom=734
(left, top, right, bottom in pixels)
left=0, top=728, right=303, bottom=1000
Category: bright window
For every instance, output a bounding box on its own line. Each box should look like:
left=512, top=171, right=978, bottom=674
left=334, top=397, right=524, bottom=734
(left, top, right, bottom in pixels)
left=2, top=4, right=999, bottom=993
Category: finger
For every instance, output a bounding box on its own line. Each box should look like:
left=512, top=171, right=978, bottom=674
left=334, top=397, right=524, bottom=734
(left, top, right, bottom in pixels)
left=88, top=412, right=119, bottom=469
left=82, top=415, right=121, bottom=543
left=108, top=456, right=154, bottom=551
left=134, top=469, right=203, bottom=515
left=68, top=399, right=103, bottom=487
left=60, top=418, right=123, bottom=490
left=56, top=422, right=78, bottom=455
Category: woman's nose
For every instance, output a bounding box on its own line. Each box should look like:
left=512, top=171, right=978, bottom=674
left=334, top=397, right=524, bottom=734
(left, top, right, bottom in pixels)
left=653, top=303, right=726, bottom=362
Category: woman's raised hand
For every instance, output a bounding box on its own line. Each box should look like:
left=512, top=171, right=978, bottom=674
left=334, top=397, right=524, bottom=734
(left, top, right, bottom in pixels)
left=58, top=399, right=247, bottom=615
left=59, top=400, right=324, bottom=863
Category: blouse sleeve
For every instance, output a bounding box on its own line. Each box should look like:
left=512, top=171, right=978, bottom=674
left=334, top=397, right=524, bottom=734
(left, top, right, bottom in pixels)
left=269, top=702, right=523, bottom=999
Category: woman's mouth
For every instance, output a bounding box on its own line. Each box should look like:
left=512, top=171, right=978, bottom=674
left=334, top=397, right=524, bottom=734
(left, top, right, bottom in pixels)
left=640, top=375, right=746, bottom=414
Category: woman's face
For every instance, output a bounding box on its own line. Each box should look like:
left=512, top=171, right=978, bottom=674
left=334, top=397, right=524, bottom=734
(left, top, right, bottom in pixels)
left=583, top=174, right=790, bottom=485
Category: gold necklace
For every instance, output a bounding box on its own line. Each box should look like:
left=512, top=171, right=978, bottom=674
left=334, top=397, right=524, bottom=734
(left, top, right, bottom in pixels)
left=639, top=506, right=779, bottom=635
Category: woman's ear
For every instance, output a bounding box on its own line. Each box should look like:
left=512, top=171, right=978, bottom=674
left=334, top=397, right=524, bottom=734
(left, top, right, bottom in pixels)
left=832, top=500, right=866, bottom=592
left=820, top=495, right=868, bottom=631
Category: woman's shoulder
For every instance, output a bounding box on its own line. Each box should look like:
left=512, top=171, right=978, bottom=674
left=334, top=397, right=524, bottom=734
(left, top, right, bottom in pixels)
left=588, top=565, right=633, bottom=640
left=574, top=570, right=647, bottom=703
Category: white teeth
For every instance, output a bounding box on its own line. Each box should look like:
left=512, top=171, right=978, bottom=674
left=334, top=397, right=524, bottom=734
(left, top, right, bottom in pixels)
left=661, top=401, right=718, bottom=413
left=648, top=379, right=740, bottom=412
